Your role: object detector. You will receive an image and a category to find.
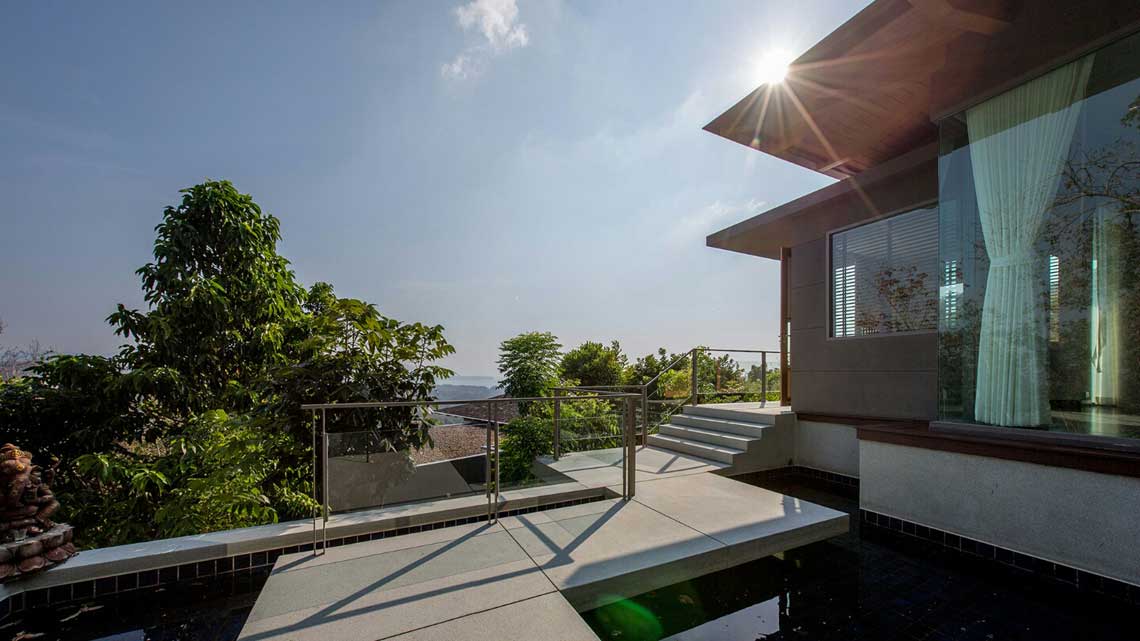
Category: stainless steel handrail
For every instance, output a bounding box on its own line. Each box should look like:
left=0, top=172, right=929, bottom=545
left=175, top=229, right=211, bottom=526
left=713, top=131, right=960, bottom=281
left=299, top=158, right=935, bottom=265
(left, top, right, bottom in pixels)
left=307, top=390, right=640, bottom=554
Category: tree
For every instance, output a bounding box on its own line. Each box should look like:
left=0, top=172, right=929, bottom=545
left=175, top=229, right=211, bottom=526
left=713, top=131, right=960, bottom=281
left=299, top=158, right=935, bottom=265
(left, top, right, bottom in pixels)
left=0, top=180, right=456, bottom=548
left=497, top=332, right=561, bottom=414
left=107, top=180, right=306, bottom=414
left=560, top=340, right=625, bottom=387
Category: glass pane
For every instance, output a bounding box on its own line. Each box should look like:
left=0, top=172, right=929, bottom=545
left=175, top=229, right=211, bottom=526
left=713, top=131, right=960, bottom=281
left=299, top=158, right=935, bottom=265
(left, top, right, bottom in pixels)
left=937, top=30, right=1140, bottom=439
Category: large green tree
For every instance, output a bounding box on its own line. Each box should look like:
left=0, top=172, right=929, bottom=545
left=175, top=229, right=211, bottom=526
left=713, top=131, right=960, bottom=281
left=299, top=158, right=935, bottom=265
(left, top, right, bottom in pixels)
left=560, top=340, right=626, bottom=387
left=108, top=180, right=306, bottom=413
left=497, top=332, right=561, bottom=413
left=0, top=180, right=455, bottom=547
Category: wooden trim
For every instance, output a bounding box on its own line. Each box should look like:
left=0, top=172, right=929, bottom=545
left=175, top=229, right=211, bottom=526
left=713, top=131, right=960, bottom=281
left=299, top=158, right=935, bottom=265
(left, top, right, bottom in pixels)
left=857, top=421, right=1140, bottom=479
left=779, top=246, right=791, bottom=405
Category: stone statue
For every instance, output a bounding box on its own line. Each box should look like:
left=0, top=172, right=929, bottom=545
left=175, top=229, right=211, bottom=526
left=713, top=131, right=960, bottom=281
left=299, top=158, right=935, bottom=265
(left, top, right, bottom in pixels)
left=0, top=444, right=77, bottom=580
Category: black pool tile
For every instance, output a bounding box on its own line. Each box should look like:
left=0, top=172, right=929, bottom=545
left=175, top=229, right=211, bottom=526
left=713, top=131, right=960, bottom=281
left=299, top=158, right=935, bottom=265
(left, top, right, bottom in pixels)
left=944, top=533, right=960, bottom=549
left=995, top=547, right=1014, bottom=564
left=49, top=584, right=72, bottom=604
left=178, top=563, right=198, bottom=580
left=250, top=551, right=268, bottom=567
left=138, top=569, right=159, bottom=587
left=1053, top=564, right=1077, bottom=584
left=159, top=566, right=179, bottom=584
left=95, top=576, right=117, bottom=596
left=216, top=557, right=234, bottom=573
left=117, top=572, right=139, bottom=592
left=25, top=589, right=48, bottom=608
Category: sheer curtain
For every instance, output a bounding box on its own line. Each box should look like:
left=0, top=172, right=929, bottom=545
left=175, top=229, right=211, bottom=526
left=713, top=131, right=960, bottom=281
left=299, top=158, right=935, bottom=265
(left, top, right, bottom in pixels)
left=968, top=56, right=1094, bottom=427
left=1091, top=200, right=1122, bottom=406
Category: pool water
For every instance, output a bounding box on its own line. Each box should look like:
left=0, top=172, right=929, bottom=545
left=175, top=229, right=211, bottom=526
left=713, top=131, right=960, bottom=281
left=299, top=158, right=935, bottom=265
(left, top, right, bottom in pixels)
left=2, top=569, right=268, bottom=641
left=580, top=478, right=1139, bottom=641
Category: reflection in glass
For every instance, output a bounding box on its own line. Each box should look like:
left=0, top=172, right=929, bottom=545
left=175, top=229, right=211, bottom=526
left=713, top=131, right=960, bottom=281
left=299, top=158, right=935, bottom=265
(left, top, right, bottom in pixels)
left=938, top=31, right=1140, bottom=439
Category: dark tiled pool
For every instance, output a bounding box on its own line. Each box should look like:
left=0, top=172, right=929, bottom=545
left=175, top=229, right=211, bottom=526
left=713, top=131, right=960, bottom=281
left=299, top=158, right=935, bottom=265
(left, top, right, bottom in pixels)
left=580, top=478, right=1139, bottom=641
left=2, top=569, right=268, bottom=641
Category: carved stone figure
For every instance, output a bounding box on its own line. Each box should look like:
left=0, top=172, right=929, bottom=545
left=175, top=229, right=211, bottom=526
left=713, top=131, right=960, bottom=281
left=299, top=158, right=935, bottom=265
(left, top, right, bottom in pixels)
left=0, top=444, right=77, bottom=580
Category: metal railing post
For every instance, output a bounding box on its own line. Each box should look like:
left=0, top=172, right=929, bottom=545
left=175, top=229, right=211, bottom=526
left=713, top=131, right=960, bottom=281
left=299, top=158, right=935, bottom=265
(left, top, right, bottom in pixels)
left=491, top=402, right=499, bottom=523
left=320, top=408, right=328, bottom=554
left=625, top=396, right=636, bottom=499
left=761, top=351, right=768, bottom=407
left=640, top=385, right=648, bottom=444
left=690, top=348, right=698, bottom=406
left=553, top=396, right=561, bottom=460
left=311, top=410, right=318, bottom=554
left=485, top=401, right=492, bottom=518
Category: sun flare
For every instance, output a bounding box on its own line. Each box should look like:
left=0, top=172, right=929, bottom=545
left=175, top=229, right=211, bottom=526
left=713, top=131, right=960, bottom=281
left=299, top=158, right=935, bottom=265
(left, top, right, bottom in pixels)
left=755, top=48, right=793, bottom=86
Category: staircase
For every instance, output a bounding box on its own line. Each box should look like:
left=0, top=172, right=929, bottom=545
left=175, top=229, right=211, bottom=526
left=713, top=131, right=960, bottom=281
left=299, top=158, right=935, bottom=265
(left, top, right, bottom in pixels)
left=647, top=403, right=795, bottom=473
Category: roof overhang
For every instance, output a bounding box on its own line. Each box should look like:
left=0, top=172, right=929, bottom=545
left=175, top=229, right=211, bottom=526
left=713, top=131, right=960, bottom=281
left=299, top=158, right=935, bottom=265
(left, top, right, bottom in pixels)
left=705, top=0, right=1140, bottom=178
left=706, top=143, right=938, bottom=259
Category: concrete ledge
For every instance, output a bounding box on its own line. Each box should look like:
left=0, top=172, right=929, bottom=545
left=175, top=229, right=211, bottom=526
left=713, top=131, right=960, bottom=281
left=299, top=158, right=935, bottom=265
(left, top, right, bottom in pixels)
left=4, top=484, right=608, bottom=599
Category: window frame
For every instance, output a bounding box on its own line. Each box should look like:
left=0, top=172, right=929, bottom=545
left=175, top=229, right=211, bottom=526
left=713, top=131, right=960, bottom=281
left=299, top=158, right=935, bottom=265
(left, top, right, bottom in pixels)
left=826, top=200, right=940, bottom=341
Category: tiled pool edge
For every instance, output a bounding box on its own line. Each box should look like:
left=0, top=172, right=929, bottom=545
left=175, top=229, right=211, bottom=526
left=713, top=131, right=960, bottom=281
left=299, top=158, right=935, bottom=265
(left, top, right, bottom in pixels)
left=0, top=490, right=612, bottom=624
left=860, top=509, right=1140, bottom=604
left=735, top=465, right=1140, bottom=606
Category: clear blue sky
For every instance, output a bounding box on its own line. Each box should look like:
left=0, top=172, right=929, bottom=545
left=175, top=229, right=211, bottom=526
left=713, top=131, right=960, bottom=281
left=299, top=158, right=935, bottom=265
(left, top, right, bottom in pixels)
left=0, top=1, right=860, bottom=377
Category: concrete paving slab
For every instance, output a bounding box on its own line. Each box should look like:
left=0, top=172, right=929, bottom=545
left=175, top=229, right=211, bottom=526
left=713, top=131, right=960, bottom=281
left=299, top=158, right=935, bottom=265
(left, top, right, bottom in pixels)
left=238, top=524, right=555, bottom=641
left=238, top=466, right=848, bottom=640
left=631, top=473, right=848, bottom=549
left=504, top=499, right=726, bottom=610
left=386, top=593, right=600, bottom=641
left=539, top=447, right=727, bottom=490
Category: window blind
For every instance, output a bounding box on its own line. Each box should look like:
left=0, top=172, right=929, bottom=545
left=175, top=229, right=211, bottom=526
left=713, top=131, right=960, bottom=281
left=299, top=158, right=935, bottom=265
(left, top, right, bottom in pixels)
left=831, top=206, right=939, bottom=337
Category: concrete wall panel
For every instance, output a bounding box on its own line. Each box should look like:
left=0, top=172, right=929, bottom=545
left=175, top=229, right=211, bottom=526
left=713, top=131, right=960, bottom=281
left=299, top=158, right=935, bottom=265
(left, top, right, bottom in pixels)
left=860, top=441, right=1140, bottom=586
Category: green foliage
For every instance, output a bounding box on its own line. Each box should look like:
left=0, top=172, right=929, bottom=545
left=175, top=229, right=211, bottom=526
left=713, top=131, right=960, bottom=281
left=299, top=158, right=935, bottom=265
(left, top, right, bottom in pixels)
left=0, top=181, right=454, bottom=548
left=560, top=340, right=626, bottom=387
left=107, top=180, right=306, bottom=413
left=72, top=410, right=315, bottom=546
left=497, top=332, right=561, bottom=413
left=535, top=397, right=622, bottom=452
left=498, top=415, right=553, bottom=483
left=0, top=354, right=148, bottom=467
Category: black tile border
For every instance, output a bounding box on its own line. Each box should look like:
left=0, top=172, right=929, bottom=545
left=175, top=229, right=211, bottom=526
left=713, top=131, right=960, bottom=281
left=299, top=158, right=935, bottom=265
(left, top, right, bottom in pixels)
left=860, top=508, right=1140, bottom=604
left=0, top=493, right=608, bottom=623
left=732, top=465, right=860, bottom=498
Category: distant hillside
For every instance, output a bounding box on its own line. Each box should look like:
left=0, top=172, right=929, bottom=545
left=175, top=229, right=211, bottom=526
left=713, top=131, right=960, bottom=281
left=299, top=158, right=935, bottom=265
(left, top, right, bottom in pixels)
left=433, top=384, right=501, bottom=401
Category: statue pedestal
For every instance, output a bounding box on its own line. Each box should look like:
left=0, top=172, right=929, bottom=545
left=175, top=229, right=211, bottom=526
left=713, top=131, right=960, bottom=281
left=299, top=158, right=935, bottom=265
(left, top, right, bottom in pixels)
left=0, top=524, right=77, bottom=581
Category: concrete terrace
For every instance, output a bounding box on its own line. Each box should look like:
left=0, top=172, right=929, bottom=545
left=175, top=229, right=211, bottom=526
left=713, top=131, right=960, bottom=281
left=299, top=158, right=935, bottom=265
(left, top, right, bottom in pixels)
left=238, top=449, right=847, bottom=641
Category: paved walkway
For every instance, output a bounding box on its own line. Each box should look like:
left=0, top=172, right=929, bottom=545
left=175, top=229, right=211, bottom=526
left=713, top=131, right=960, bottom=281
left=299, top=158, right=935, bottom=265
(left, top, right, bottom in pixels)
left=238, top=450, right=847, bottom=641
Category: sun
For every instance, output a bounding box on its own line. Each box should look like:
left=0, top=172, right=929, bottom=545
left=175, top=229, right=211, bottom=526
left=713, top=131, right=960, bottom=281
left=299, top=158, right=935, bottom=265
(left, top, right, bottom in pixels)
left=755, top=48, right=794, bottom=86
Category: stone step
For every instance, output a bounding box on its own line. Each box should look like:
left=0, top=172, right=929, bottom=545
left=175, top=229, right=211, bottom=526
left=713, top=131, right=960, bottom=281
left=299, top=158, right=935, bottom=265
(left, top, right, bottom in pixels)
left=659, top=424, right=756, bottom=449
left=682, top=404, right=784, bottom=424
left=670, top=413, right=770, bottom=437
left=646, top=434, right=742, bottom=464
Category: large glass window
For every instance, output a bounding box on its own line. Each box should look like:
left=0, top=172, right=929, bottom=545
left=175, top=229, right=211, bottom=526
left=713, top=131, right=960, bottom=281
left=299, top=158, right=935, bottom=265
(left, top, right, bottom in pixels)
left=830, top=206, right=939, bottom=337
left=938, top=31, right=1140, bottom=439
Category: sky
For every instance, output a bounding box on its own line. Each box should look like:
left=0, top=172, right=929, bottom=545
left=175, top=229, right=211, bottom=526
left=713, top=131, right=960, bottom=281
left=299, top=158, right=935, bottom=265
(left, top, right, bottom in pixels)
left=0, top=0, right=863, bottom=377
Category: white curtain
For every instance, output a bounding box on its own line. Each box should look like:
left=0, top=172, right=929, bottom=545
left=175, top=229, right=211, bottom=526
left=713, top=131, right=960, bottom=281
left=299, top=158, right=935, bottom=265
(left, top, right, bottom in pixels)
left=1091, top=200, right=1122, bottom=406
left=969, top=55, right=1094, bottom=427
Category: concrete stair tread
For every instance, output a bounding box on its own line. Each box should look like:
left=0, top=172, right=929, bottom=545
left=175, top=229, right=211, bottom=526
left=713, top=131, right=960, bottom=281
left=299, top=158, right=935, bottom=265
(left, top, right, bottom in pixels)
left=660, top=424, right=755, bottom=444
left=671, top=414, right=770, bottom=435
left=682, top=405, right=785, bottom=424
left=647, top=431, right=743, bottom=460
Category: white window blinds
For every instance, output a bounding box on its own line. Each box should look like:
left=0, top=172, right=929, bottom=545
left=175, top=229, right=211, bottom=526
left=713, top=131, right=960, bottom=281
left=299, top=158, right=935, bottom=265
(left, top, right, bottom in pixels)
left=831, top=206, right=939, bottom=337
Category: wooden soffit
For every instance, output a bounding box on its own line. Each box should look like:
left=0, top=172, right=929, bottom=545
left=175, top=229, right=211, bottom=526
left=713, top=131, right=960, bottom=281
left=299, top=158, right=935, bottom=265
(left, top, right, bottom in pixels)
left=704, top=0, right=1140, bottom=178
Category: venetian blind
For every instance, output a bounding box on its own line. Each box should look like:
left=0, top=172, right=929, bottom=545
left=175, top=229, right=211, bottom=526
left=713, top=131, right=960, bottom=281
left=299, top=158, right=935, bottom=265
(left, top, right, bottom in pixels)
left=831, top=206, right=939, bottom=337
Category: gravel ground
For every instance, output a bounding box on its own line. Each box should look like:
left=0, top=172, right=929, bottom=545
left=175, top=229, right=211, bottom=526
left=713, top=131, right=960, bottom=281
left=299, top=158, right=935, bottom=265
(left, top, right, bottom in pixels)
left=411, top=424, right=489, bottom=464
